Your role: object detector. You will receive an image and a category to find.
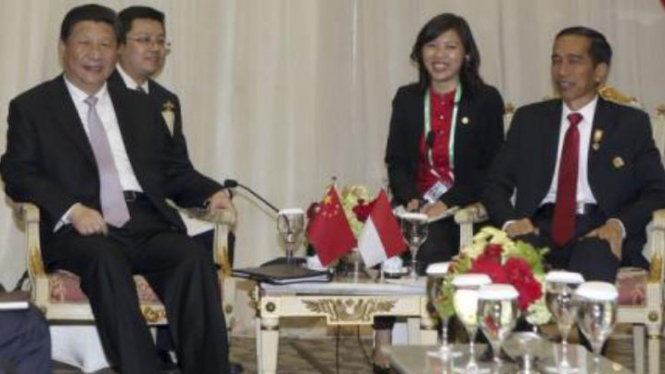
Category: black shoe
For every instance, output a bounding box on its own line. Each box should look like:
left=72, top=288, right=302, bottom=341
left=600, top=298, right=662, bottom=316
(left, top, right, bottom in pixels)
left=229, top=361, right=244, bottom=374
left=372, top=364, right=391, bottom=374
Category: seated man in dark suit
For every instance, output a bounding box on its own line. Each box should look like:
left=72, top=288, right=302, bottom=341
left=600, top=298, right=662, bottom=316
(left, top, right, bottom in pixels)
left=0, top=286, right=51, bottom=374
left=111, top=6, right=241, bottom=373
left=483, top=26, right=665, bottom=283
left=0, top=4, right=234, bottom=374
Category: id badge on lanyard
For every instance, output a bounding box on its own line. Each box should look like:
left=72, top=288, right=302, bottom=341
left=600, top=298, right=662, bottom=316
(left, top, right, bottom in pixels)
left=422, top=84, right=461, bottom=204
left=424, top=180, right=448, bottom=203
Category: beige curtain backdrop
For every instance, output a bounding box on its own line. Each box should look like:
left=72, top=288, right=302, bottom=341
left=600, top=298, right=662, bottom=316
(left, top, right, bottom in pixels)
left=0, top=0, right=664, bottom=333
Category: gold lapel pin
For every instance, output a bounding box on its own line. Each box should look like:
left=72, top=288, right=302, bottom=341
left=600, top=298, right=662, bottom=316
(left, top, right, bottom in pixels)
left=461, top=116, right=469, bottom=125
left=163, top=100, right=175, bottom=112
left=613, top=156, right=625, bottom=169
left=592, top=129, right=603, bottom=150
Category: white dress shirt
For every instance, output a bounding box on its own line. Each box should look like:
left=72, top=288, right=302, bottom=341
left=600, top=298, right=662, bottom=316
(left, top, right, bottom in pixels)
left=541, top=96, right=598, bottom=205
left=116, top=64, right=149, bottom=93
left=57, top=77, right=144, bottom=229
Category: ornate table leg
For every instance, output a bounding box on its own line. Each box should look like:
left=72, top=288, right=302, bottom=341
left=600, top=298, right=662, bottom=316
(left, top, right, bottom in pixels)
left=257, top=294, right=280, bottom=374
left=419, top=297, right=437, bottom=345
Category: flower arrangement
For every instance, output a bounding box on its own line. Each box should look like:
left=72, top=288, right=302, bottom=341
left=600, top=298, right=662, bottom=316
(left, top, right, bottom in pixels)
left=436, top=227, right=551, bottom=325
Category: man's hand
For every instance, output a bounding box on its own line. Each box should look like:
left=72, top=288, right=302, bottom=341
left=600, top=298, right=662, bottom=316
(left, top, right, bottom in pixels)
left=70, top=203, right=108, bottom=236
left=406, top=199, right=420, bottom=212
left=421, top=201, right=448, bottom=219
left=505, top=218, right=538, bottom=238
left=585, top=219, right=623, bottom=260
left=207, top=189, right=236, bottom=215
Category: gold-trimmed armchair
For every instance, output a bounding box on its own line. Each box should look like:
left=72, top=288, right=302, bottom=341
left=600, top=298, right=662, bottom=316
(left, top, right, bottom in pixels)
left=13, top=201, right=237, bottom=328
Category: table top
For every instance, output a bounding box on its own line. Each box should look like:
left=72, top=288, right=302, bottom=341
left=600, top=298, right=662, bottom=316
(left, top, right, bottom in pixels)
left=260, top=275, right=427, bottom=296
left=383, top=344, right=634, bottom=374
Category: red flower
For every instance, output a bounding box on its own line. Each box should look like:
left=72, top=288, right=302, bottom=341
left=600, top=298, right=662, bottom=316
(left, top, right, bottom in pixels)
left=470, top=256, right=508, bottom=284
left=504, top=257, right=542, bottom=310
left=476, top=244, right=503, bottom=264
left=352, top=199, right=374, bottom=222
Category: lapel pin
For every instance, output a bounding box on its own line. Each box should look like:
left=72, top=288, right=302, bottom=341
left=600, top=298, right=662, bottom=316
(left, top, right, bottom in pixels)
left=461, top=116, right=469, bottom=125
left=613, top=156, right=625, bottom=169
left=163, top=100, right=175, bottom=112
left=592, top=129, right=603, bottom=151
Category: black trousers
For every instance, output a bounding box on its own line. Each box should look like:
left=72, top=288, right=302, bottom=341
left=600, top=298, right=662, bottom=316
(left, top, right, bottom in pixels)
left=519, top=204, right=621, bottom=283
left=45, top=195, right=230, bottom=374
left=375, top=218, right=460, bottom=330
left=0, top=306, right=51, bottom=374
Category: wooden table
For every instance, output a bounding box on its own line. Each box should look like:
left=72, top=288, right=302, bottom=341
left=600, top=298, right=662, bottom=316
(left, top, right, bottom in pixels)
left=253, top=277, right=436, bottom=374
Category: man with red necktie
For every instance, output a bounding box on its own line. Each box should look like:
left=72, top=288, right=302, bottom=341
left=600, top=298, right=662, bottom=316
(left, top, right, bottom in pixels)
left=483, top=26, right=665, bottom=283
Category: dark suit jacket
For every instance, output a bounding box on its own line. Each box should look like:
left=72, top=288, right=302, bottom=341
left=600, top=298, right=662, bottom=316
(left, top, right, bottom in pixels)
left=385, top=83, right=505, bottom=207
left=108, top=70, right=207, bottom=197
left=0, top=75, right=222, bottom=248
left=482, top=97, right=665, bottom=263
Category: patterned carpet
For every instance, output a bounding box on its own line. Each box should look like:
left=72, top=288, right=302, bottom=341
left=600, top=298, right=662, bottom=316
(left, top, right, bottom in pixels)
left=55, top=330, right=662, bottom=373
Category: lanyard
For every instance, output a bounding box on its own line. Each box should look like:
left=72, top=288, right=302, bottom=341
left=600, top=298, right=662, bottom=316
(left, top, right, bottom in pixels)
left=424, top=84, right=462, bottom=177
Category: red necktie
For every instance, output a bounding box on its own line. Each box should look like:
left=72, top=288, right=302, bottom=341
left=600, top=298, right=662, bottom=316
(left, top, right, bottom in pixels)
left=551, top=112, right=583, bottom=246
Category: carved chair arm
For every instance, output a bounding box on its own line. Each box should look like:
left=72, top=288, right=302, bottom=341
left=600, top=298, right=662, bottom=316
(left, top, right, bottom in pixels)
left=454, top=202, right=489, bottom=225
left=181, top=207, right=237, bottom=277
left=647, top=209, right=665, bottom=283
left=10, top=201, right=45, bottom=278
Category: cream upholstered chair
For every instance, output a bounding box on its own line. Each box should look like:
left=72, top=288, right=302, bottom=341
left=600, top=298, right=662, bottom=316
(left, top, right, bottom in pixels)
left=453, top=93, right=665, bottom=374
left=13, top=201, right=237, bottom=328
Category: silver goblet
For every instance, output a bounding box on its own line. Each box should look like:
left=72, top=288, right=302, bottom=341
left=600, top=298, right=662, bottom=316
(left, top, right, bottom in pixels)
left=478, top=284, right=519, bottom=369
left=426, top=262, right=462, bottom=360
left=544, top=271, right=584, bottom=373
left=575, top=281, right=618, bottom=370
left=276, top=208, right=305, bottom=266
left=452, top=274, right=492, bottom=373
left=399, top=212, right=429, bottom=280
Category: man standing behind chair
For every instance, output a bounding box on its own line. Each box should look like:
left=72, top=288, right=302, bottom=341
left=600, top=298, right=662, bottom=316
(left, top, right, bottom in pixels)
left=0, top=4, right=233, bottom=374
left=483, top=26, right=665, bottom=283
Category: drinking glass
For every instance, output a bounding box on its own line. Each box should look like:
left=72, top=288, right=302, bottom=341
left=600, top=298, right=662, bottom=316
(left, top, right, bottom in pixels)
left=276, top=208, right=305, bottom=266
left=452, top=274, right=492, bottom=373
left=478, top=284, right=519, bottom=369
left=544, top=271, right=584, bottom=373
left=575, top=282, right=618, bottom=371
left=399, top=212, right=429, bottom=280
left=426, top=262, right=461, bottom=360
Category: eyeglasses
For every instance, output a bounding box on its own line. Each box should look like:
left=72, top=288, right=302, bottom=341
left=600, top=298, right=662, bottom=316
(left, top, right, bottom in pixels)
left=126, top=35, right=171, bottom=49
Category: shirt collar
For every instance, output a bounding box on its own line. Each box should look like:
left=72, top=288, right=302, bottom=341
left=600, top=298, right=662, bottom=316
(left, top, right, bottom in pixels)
left=63, top=75, right=109, bottom=104
left=563, top=95, right=598, bottom=124
left=116, top=64, right=150, bottom=93
left=430, top=87, right=457, bottom=106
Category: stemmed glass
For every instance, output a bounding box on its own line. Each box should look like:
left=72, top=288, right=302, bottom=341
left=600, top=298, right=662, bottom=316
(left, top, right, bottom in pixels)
left=575, top=281, right=618, bottom=372
left=399, top=212, right=429, bottom=280
left=276, top=208, right=305, bottom=266
left=452, top=274, right=492, bottom=373
left=426, top=262, right=462, bottom=360
left=478, top=284, right=519, bottom=370
left=544, top=271, right=585, bottom=373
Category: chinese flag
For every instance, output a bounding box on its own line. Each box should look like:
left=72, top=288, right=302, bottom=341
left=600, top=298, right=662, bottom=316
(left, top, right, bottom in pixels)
left=307, top=186, right=357, bottom=266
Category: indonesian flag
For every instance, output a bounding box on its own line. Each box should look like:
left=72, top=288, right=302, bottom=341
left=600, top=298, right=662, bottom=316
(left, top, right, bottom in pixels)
left=307, top=186, right=357, bottom=266
left=357, top=190, right=407, bottom=267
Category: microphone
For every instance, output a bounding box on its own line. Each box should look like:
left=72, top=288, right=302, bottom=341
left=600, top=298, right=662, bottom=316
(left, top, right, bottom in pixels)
left=223, top=179, right=280, bottom=213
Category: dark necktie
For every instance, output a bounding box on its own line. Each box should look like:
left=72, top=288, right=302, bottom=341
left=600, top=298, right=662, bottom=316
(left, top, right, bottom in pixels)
left=136, top=85, right=146, bottom=93
left=85, top=96, right=130, bottom=227
left=551, top=112, right=583, bottom=246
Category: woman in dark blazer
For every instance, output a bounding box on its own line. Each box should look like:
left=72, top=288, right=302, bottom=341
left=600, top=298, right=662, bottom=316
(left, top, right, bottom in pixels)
left=375, top=13, right=505, bottom=373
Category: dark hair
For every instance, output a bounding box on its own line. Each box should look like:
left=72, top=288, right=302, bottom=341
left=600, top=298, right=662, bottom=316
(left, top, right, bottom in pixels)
left=60, top=4, right=118, bottom=42
left=555, top=26, right=612, bottom=66
left=410, top=13, right=484, bottom=94
left=118, top=6, right=165, bottom=44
